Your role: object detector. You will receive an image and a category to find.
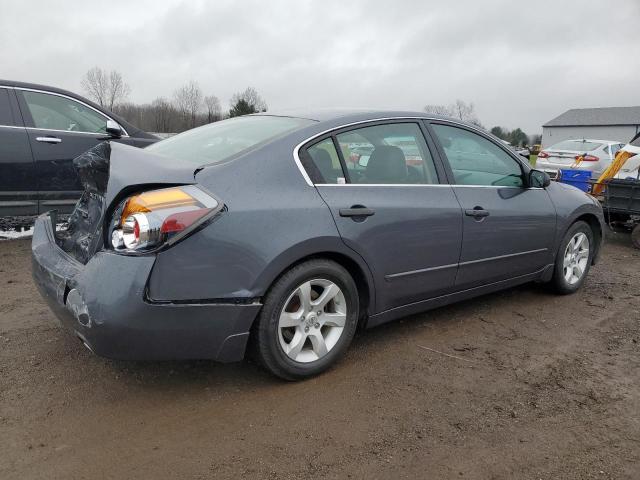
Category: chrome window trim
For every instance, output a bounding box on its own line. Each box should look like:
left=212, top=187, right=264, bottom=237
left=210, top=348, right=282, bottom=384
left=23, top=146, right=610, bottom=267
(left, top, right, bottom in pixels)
left=315, top=183, right=531, bottom=189
left=25, top=126, right=116, bottom=137
left=14, top=86, right=130, bottom=137
left=0, top=124, right=26, bottom=130
left=293, top=116, right=510, bottom=187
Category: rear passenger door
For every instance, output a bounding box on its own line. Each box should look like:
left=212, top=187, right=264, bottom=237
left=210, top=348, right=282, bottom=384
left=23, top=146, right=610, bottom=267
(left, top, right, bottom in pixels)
left=16, top=89, right=114, bottom=214
left=0, top=87, right=37, bottom=216
left=428, top=121, right=557, bottom=290
left=301, top=121, right=463, bottom=313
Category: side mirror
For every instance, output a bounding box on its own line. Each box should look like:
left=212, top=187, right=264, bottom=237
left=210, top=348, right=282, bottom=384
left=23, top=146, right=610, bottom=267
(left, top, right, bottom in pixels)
left=106, top=119, right=123, bottom=138
left=529, top=169, right=551, bottom=188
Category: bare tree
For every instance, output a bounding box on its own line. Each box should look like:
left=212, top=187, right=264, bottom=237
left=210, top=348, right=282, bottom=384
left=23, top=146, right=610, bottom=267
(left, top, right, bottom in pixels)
left=173, top=81, right=203, bottom=129
left=107, top=70, right=130, bottom=111
left=151, top=97, right=176, bottom=133
left=204, top=95, right=221, bottom=123
left=452, top=100, right=477, bottom=123
left=230, top=87, right=267, bottom=113
left=81, top=67, right=130, bottom=110
left=424, top=99, right=482, bottom=127
left=423, top=104, right=454, bottom=116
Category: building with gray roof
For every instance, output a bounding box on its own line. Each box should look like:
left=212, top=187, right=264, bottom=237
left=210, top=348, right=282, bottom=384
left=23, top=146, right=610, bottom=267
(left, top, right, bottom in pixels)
left=542, top=106, right=640, bottom=146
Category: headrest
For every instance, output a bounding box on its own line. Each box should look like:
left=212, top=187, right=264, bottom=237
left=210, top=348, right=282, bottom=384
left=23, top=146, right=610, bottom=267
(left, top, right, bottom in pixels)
left=310, top=148, right=334, bottom=182
left=365, top=145, right=407, bottom=183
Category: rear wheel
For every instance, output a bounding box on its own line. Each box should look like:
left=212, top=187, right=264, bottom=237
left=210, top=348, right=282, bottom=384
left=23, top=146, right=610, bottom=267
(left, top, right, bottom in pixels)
left=253, top=259, right=359, bottom=380
left=549, top=221, right=594, bottom=294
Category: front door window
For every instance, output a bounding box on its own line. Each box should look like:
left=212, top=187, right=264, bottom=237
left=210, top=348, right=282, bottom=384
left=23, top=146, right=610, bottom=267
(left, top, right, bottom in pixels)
left=22, top=91, right=108, bottom=134
left=432, top=124, right=524, bottom=187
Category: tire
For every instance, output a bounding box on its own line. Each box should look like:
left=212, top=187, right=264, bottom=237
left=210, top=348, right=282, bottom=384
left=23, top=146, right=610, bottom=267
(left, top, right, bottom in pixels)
left=253, top=259, right=359, bottom=380
left=549, top=221, right=594, bottom=294
left=632, top=224, right=640, bottom=249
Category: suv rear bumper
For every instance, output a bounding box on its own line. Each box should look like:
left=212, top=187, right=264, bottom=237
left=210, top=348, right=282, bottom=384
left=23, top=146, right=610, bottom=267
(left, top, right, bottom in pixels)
left=31, top=213, right=261, bottom=362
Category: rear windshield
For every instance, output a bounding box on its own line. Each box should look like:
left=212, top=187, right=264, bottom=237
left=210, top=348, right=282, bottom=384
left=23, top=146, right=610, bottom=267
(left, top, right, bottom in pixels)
left=548, top=140, right=601, bottom=152
left=146, top=115, right=315, bottom=165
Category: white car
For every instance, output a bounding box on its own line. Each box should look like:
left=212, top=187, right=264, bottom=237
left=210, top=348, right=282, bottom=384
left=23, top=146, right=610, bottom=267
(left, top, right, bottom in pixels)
left=537, top=139, right=624, bottom=180
left=614, top=154, right=640, bottom=180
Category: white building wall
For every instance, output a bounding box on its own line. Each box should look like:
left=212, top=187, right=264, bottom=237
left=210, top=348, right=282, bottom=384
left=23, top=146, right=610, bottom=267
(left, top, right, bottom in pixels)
left=542, top=125, right=639, bottom=147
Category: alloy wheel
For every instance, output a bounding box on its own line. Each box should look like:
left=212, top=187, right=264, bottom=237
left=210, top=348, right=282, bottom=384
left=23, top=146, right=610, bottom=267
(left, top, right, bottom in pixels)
left=277, top=279, right=347, bottom=363
left=563, top=232, right=590, bottom=285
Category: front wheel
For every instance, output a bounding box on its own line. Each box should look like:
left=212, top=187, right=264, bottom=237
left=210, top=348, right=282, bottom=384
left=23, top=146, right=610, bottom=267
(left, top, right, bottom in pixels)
left=549, top=221, right=594, bottom=294
left=253, top=259, right=359, bottom=380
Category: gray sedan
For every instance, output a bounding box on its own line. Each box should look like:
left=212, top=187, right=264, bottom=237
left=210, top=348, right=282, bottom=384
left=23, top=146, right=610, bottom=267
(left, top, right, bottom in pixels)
left=32, top=110, right=605, bottom=380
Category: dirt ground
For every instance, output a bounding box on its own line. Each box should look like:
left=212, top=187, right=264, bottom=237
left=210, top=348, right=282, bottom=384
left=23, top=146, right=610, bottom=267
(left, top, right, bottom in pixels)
left=1, top=233, right=639, bottom=480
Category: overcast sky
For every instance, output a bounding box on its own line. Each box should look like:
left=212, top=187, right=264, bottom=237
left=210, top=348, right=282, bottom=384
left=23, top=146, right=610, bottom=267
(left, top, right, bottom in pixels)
left=1, top=0, right=638, bottom=132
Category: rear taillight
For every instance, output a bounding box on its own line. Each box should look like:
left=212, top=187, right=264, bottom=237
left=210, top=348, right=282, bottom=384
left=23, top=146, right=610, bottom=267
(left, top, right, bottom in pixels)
left=576, top=154, right=599, bottom=162
left=110, top=185, right=220, bottom=252
left=538, top=151, right=549, bottom=158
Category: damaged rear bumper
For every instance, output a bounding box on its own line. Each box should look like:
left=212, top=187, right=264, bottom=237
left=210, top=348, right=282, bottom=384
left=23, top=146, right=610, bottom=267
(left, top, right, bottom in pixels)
left=31, top=213, right=261, bottom=362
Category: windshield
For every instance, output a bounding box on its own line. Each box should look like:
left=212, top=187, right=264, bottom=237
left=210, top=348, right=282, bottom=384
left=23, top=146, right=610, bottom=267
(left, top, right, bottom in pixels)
left=146, top=115, right=315, bottom=165
left=548, top=140, right=602, bottom=152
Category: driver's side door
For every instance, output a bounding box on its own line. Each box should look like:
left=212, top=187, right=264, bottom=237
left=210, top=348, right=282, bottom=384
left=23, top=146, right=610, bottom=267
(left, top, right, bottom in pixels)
left=428, top=121, right=557, bottom=290
left=16, top=88, right=111, bottom=213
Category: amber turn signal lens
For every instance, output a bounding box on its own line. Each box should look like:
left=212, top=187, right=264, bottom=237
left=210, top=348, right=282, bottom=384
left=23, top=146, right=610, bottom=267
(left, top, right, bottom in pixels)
left=111, top=186, right=219, bottom=252
left=121, top=188, right=198, bottom=226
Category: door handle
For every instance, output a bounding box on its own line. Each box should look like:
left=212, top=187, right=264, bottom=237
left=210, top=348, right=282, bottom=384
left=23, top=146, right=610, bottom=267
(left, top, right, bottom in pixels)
left=36, top=136, right=62, bottom=144
left=465, top=207, right=490, bottom=219
left=339, top=206, right=375, bottom=218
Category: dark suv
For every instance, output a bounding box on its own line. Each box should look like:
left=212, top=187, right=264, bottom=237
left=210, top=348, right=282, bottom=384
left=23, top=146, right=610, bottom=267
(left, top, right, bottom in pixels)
left=0, top=80, right=157, bottom=217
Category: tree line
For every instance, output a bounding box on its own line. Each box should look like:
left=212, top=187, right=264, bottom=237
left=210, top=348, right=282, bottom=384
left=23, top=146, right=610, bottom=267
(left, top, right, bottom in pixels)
left=424, top=100, right=541, bottom=147
left=81, top=67, right=267, bottom=133
left=84, top=68, right=541, bottom=144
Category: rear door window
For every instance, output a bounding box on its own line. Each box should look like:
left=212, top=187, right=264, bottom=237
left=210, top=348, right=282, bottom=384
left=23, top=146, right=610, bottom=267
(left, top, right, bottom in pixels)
left=335, top=123, right=439, bottom=184
left=304, top=138, right=346, bottom=184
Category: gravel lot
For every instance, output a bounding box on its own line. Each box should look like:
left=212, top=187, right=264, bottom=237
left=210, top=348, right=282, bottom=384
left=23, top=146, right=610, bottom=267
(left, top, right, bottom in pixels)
left=1, top=233, right=639, bottom=479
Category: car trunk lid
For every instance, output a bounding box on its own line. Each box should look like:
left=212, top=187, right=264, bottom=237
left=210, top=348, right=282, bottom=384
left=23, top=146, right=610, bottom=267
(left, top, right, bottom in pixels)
left=543, top=149, right=581, bottom=165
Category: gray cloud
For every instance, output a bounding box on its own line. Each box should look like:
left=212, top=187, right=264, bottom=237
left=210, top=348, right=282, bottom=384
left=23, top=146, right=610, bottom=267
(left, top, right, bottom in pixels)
left=1, top=0, right=638, bottom=132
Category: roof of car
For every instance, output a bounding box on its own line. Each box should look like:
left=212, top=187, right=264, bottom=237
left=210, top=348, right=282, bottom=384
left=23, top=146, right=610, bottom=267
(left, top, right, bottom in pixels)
left=257, top=108, right=465, bottom=125
left=0, top=79, right=90, bottom=98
